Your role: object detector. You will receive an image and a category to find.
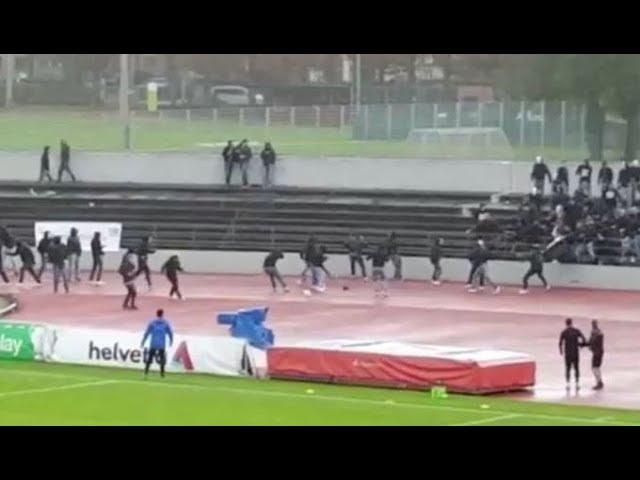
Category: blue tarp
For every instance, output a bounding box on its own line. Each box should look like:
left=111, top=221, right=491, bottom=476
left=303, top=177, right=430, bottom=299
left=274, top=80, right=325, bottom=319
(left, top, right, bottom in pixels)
left=217, top=307, right=274, bottom=350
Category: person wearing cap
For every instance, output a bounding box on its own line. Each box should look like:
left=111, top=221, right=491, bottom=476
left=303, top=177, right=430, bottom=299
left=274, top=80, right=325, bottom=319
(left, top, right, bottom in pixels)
left=530, top=156, right=552, bottom=195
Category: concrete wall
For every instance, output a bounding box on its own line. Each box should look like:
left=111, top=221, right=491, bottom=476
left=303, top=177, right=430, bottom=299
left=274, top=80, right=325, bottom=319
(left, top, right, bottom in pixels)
left=62, top=248, right=640, bottom=292
left=0, top=150, right=615, bottom=194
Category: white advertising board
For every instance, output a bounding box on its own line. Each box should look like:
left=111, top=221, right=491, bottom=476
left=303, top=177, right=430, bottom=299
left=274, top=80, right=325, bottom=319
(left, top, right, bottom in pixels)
left=34, top=222, right=122, bottom=253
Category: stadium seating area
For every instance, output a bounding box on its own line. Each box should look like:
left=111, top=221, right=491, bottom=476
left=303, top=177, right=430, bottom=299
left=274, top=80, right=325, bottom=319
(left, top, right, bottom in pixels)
left=0, top=181, right=525, bottom=260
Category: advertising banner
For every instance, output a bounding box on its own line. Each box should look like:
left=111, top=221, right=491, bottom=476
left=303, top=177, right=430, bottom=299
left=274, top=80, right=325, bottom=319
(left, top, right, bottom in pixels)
left=0, top=322, right=39, bottom=361
left=34, top=222, right=122, bottom=253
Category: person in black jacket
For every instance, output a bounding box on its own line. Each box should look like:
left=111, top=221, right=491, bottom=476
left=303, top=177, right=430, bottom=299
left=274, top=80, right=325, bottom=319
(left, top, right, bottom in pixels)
left=237, top=139, right=252, bottom=187
left=57, top=140, right=77, bottom=183
left=260, top=142, right=276, bottom=188
left=576, top=159, right=592, bottom=196
left=367, top=246, right=389, bottom=298
left=430, top=237, right=444, bottom=285
left=48, top=236, right=69, bottom=293
left=37, top=231, right=51, bottom=277
left=554, top=160, right=569, bottom=195
left=9, top=241, right=41, bottom=284
left=530, top=156, right=552, bottom=195
left=468, top=240, right=500, bottom=294
left=344, top=233, right=367, bottom=278
left=298, top=235, right=317, bottom=285
left=559, top=318, right=587, bottom=390
left=135, top=236, right=155, bottom=289
left=384, top=232, right=402, bottom=280
left=0, top=241, right=9, bottom=284
left=519, top=247, right=549, bottom=294
left=161, top=255, right=184, bottom=300
left=617, top=158, right=631, bottom=206
left=309, top=246, right=329, bottom=292
left=89, top=231, right=104, bottom=283
left=597, top=161, right=613, bottom=196
left=586, top=320, right=604, bottom=390
left=222, top=140, right=234, bottom=185
left=66, top=227, right=82, bottom=283
left=263, top=250, right=288, bottom=293
left=39, top=146, right=53, bottom=183
left=120, top=248, right=138, bottom=309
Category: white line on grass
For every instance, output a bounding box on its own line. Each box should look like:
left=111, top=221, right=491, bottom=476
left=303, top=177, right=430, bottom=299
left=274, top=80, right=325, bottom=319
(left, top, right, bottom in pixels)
left=0, top=380, right=118, bottom=399
left=453, top=414, right=522, bottom=426
left=1, top=367, right=638, bottom=426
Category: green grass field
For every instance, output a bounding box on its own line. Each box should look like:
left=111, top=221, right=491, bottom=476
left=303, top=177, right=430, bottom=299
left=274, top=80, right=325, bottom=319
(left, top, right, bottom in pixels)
left=1, top=361, right=639, bottom=426
left=0, top=107, right=599, bottom=161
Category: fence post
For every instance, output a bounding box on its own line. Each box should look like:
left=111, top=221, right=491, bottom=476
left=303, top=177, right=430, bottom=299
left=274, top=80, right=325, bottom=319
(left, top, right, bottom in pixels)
left=519, top=101, right=526, bottom=146
left=213, top=108, right=218, bottom=123
left=499, top=102, right=505, bottom=130
left=290, top=106, right=296, bottom=126
left=433, top=103, right=438, bottom=128
left=540, top=101, right=545, bottom=148
left=560, top=101, right=566, bottom=150
left=478, top=102, right=483, bottom=127
left=386, top=104, right=393, bottom=139
left=339, top=105, right=345, bottom=131
left=265, top=107, right=271, bottom=128
left=364, top=104, right=370, bottom=139
left=239, top=108, right=245, bottom=125
left=186, top=109, right=191, bottom=122
left=410, top=103, right=416, bottom=130
left=456, top=101, right=461, bottom=128
left=315, top=105, right=321, bottom=127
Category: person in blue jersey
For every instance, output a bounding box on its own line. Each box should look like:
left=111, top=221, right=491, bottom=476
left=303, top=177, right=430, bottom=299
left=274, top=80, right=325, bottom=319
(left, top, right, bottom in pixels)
left=141, top=309, right=174, bottom=378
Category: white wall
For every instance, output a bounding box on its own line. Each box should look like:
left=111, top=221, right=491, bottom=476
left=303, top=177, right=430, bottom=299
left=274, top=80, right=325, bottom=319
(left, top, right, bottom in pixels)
left=71, top=248, right=640, bottom=292
left=0, top=150, right=614, bottom=194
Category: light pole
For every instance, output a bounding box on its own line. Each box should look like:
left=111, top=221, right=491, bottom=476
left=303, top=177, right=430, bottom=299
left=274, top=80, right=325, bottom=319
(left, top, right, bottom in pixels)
left=3, top=54, right=15, bottom=108
left=119, top=54, right=131, bottom=149
left=355, top=53, right=361, bottom=115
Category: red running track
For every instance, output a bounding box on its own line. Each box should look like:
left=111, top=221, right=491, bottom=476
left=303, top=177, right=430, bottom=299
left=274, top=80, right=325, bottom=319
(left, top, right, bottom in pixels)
left=3, top=271, right=640, bottom=410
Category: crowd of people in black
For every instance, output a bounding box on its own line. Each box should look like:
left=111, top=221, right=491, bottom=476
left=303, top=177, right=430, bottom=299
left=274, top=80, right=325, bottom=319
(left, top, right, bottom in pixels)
left=222, top=140, right=277, bottom=188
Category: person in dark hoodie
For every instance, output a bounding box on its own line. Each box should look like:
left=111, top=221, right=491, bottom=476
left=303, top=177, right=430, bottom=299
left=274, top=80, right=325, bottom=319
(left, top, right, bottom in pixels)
left=39, top=146, right=53, bottom=183
left=161, top=255, right=184, bottom=300
left=586, top=320, right=604, bottom=390
left=120, top=248, right=138, bottom=309
left=0, top=239, right=9, bottom=284
left=430, top=237, right=444, bottom=285
left=559, top=318, right=587, bottom=390
left=530, top=156, right=553, bottom=195
left=309, top=245, right=329, bottom=292
left=597, top=160, right=613, bottom=196
left=553, top=160, right=569, bottom=195
left=222, top=140, right=234, bottom=185
left=135, top=236, right=156, bottom=289
left=575, top=158, right=593, bottom=196
left=57, top=140, right=77, bottom=183
left=298, top=235, right=317, bottom=285
left=384, top=232, right=402, bottom=281
left=9, top=241, right=41, bottom=284
left=263, top=249, right=288, bottom=293
left=260, top=142, right=276, bottom=188
left=37, top=231, right=51, bottom=278
left=89, top=231, right=104, bottom=284
left=236, top=139, right=252, bottom=187
left=367, top=245, right=389, bottom=298
left=48, top=236, right=69, bottom=293
left=344, top=233, right=368, bottom=279
left=468, top=239, right=500, bottom=294
left=519, top=246, right=550, bottom=294
left=66, top=227, right=82, bottom=283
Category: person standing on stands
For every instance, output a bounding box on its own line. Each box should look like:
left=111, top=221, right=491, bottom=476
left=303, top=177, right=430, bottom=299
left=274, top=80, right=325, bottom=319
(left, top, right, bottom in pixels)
left=519, top=246, right=550, bottom=294
left=344, top=233, right=367, bottom=279
left=554, top=160, right=569, bottom=195
left=57, top=140, right=77, bottom=183
left=66, top=227, right=82, bottom=283
left=89, top=231, right=104, bottom=284
left=367, top=245, right=389, bottom=298
left=260, top=142, right=276, bottom=188
left=384, top=232, right=402, bottom=281
left=430, top=237, right=444, bottom=285
left=37, top=231, right=51, bottom=278
left=9, top=241, right=41, bottom=285
left=586, top=320, right=604, bottom=390
left=48, top=236, right=69, bottom=294
left=597, top=160, right=613, bottom=197
left=575, top=158, right=592, bottom=196
left=237, top=139, right=252, bottom=187
left=161, top=255, right=184, bottom=300
left=120, top=248, right=138, bottom=309
left=530, top=156, right=553, bottom=195
left=135, top=236, right=156, bottom=290
left=559, top=318, right=587, bottom=390
left=618, top=158, right=632, bottom=206
left=39, top=146, right=53, bottom=183
left=141, top=309, right=174, bottom=378
left=263, top=249, right=288, bottom=293
left=630, top=159, right=640, bottom=206
left=222, top=140, right=234, bottom=185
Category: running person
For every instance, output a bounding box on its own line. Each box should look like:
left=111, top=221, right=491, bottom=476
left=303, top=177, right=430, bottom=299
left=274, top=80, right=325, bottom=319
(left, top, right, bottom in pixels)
left=519, top=247, right=550, bottom=294
left=263, top=249, right=288, bottom=293
left=299, top=235, right=317, bottom=285
left=37, top=231, right=51, bottom=278
left=89, top=232, right=104, bottom=284
left=161, top=255, right=184, bottom=300
left=559, top=318, right=587, bottom=390
left=309, top=246, right=329, bottom=293
left=135, top=236, right=156, bottom=290
left=141, top=309, right=174, bottom=378
left=120, top=248, right=138, bottom=310
left=586, top=320, right=605, bottom=390
left=430, top=237, right=444, bottom=285
left=468, top=240, right=499, bottom=294
left=9, top=241, right=41, bottom=284
left=367, top=246, right=389, bottom=298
